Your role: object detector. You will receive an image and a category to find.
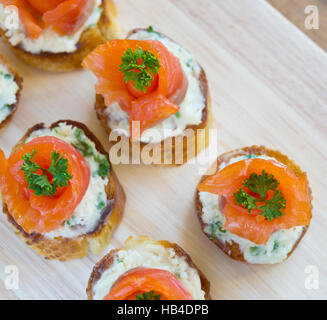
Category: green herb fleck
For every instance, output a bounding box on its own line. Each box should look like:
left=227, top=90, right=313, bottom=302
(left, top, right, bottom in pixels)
left=273, top=241, right=280, bottom=251
left=147, top=26, right=154, bottom=33
left=145, top=26, right=162, bottom=37
left=175, top=111, right=181, bottom=119
left=209, top=221, right=226, bottom=239
left=94, top=155, right=110, bottom=178
left=4, top=73, right=12, bottom=79
left=116, top=258, right=124, bottom=263
left=249, top=246, right=266, bottom=256
left=66, top=216, right=75, bottom=227
left=186, top=59, right=195, bottom=71
left=97, top=200, right=105, bottom=211
left=136, top=291, right=161, bottom=300
left=74, top=128, right=83, bottom=139
left=72, top=129, right=110, bottom=178
left=72, top=129, right=94, bottom=157
left=96, top=192, right=106, bottom=211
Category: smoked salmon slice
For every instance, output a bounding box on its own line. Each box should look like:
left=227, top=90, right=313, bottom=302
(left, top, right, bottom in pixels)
left=82, top=39, right=187, bottom=140
left=0, top=136, right=90, bottom=234
left=104, top=268, right=194, bottom=300
left=0, top=0, right=43, bottom=39
left=0, top=0, right=94, bottom=38
left=43, top=0, right=93, bottom=36
left=198, top=158, right=311, bottom=244
left=27, top=0, right=65, bottom=14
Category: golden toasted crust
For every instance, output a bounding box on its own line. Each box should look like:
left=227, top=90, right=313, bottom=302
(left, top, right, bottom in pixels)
left=86, top=236, right=211, bottom=300
left=2, top=120, right=126, bottom=261
left=0, top=55, right=23, bottom=132
left=195, top=146, right=313, bottom=264
left=94, top=28, right=211, bottom=166
left=0, top=0, right=120, bottom=72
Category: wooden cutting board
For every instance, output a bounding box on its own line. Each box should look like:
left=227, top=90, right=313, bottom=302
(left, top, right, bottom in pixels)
left=0, top=0, right=326, bottom=300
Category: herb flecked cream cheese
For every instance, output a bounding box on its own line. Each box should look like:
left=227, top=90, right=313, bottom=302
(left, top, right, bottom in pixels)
left=0, top=63, right=18, bottom=123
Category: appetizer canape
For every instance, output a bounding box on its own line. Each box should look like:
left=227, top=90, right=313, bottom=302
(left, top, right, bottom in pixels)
left=0, top=120, right=125, bottom=260
left=83, top=27, right=210, bottom=165
left=0, top=55, right=22, bottom=131
left=87, top=236, right=210, bottom=300
left=196, top=146, right=312, bottom=264
left=0, top=0, right=119, bottom=72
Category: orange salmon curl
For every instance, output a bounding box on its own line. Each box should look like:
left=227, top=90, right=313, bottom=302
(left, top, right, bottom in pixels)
left=0, top=136, right=90, bottom=234
left=0, top=0, right=95, bottom=38
left=104, top=267, right=194, bottom=300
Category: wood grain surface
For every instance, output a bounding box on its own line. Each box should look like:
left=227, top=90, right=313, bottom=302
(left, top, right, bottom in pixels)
left=0, top=0, right=326, bottom=299
left=268, top=0, right=327, bottom=52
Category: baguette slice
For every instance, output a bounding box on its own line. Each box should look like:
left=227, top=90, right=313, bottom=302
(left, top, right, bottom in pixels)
left=95, top=28, right=211, bottom=166
left=196, top=146, right=313, bottom=263
left=0, top=0, right=120, bottom=72
left=0, top=55, right=23, bottom=131
left=1, top=120, right=125, bottom=261
left=87, top=236, right=211, bottom=300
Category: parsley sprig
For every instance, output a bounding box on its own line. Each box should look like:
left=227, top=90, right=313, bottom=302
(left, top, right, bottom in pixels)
left=21, top=149, right=72, bottom=197
left=135, top=291, right=161, bottom=300
left=233, top=170, right=286, bottom=221
left=119, top=47, right=160, bottom=92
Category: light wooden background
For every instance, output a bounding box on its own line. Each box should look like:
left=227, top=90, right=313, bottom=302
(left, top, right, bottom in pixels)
left=0, top=0, right=326, bottom=299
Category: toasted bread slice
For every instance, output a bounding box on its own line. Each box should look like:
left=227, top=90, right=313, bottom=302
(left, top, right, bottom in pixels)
left=0, top=0, right=120, bottom=72
left=86, top=236, right=211, bottom=300
left=196, top=146, right=313, bottom=264
left=0, top=55, right=23, bottom=132
left=95, top=28, right=211, bottom=166
left=1, top=120, right=125, bottom=261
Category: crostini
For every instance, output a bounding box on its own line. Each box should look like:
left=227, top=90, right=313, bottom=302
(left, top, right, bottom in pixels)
left=196, top=146, right=312, bottom=264
left=83, top=27, right=210, bottom=165
left=0, top=120, right=125, bottom=260
left=0, top=55, right=22, bottom=131
left=87, top=236, right=210, bottom=300
left=0, top=0, right=119, bottom=72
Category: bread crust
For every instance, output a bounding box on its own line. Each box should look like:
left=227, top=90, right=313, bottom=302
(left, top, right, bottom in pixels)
left=86, top=236, right=211, bottom=300
left=195, top=146, right=313, bottom=264
left=95, top=28, right=211, bottom=166
left=0, top=0, right=120, bottom=72
left=0, top=55, right=23, bottom=131
left=1, top=120, right=126, bottom=261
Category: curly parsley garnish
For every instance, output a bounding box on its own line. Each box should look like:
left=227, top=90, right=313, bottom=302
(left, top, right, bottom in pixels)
left=135, top=291, right=161, bottom=300
left=21, top=149, right=72, bottom=197
left=147, top=26, right=154, bottom=33
left=119, top=47, right=160, bottom=92
left=233, top=170, right=286, bottom=221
